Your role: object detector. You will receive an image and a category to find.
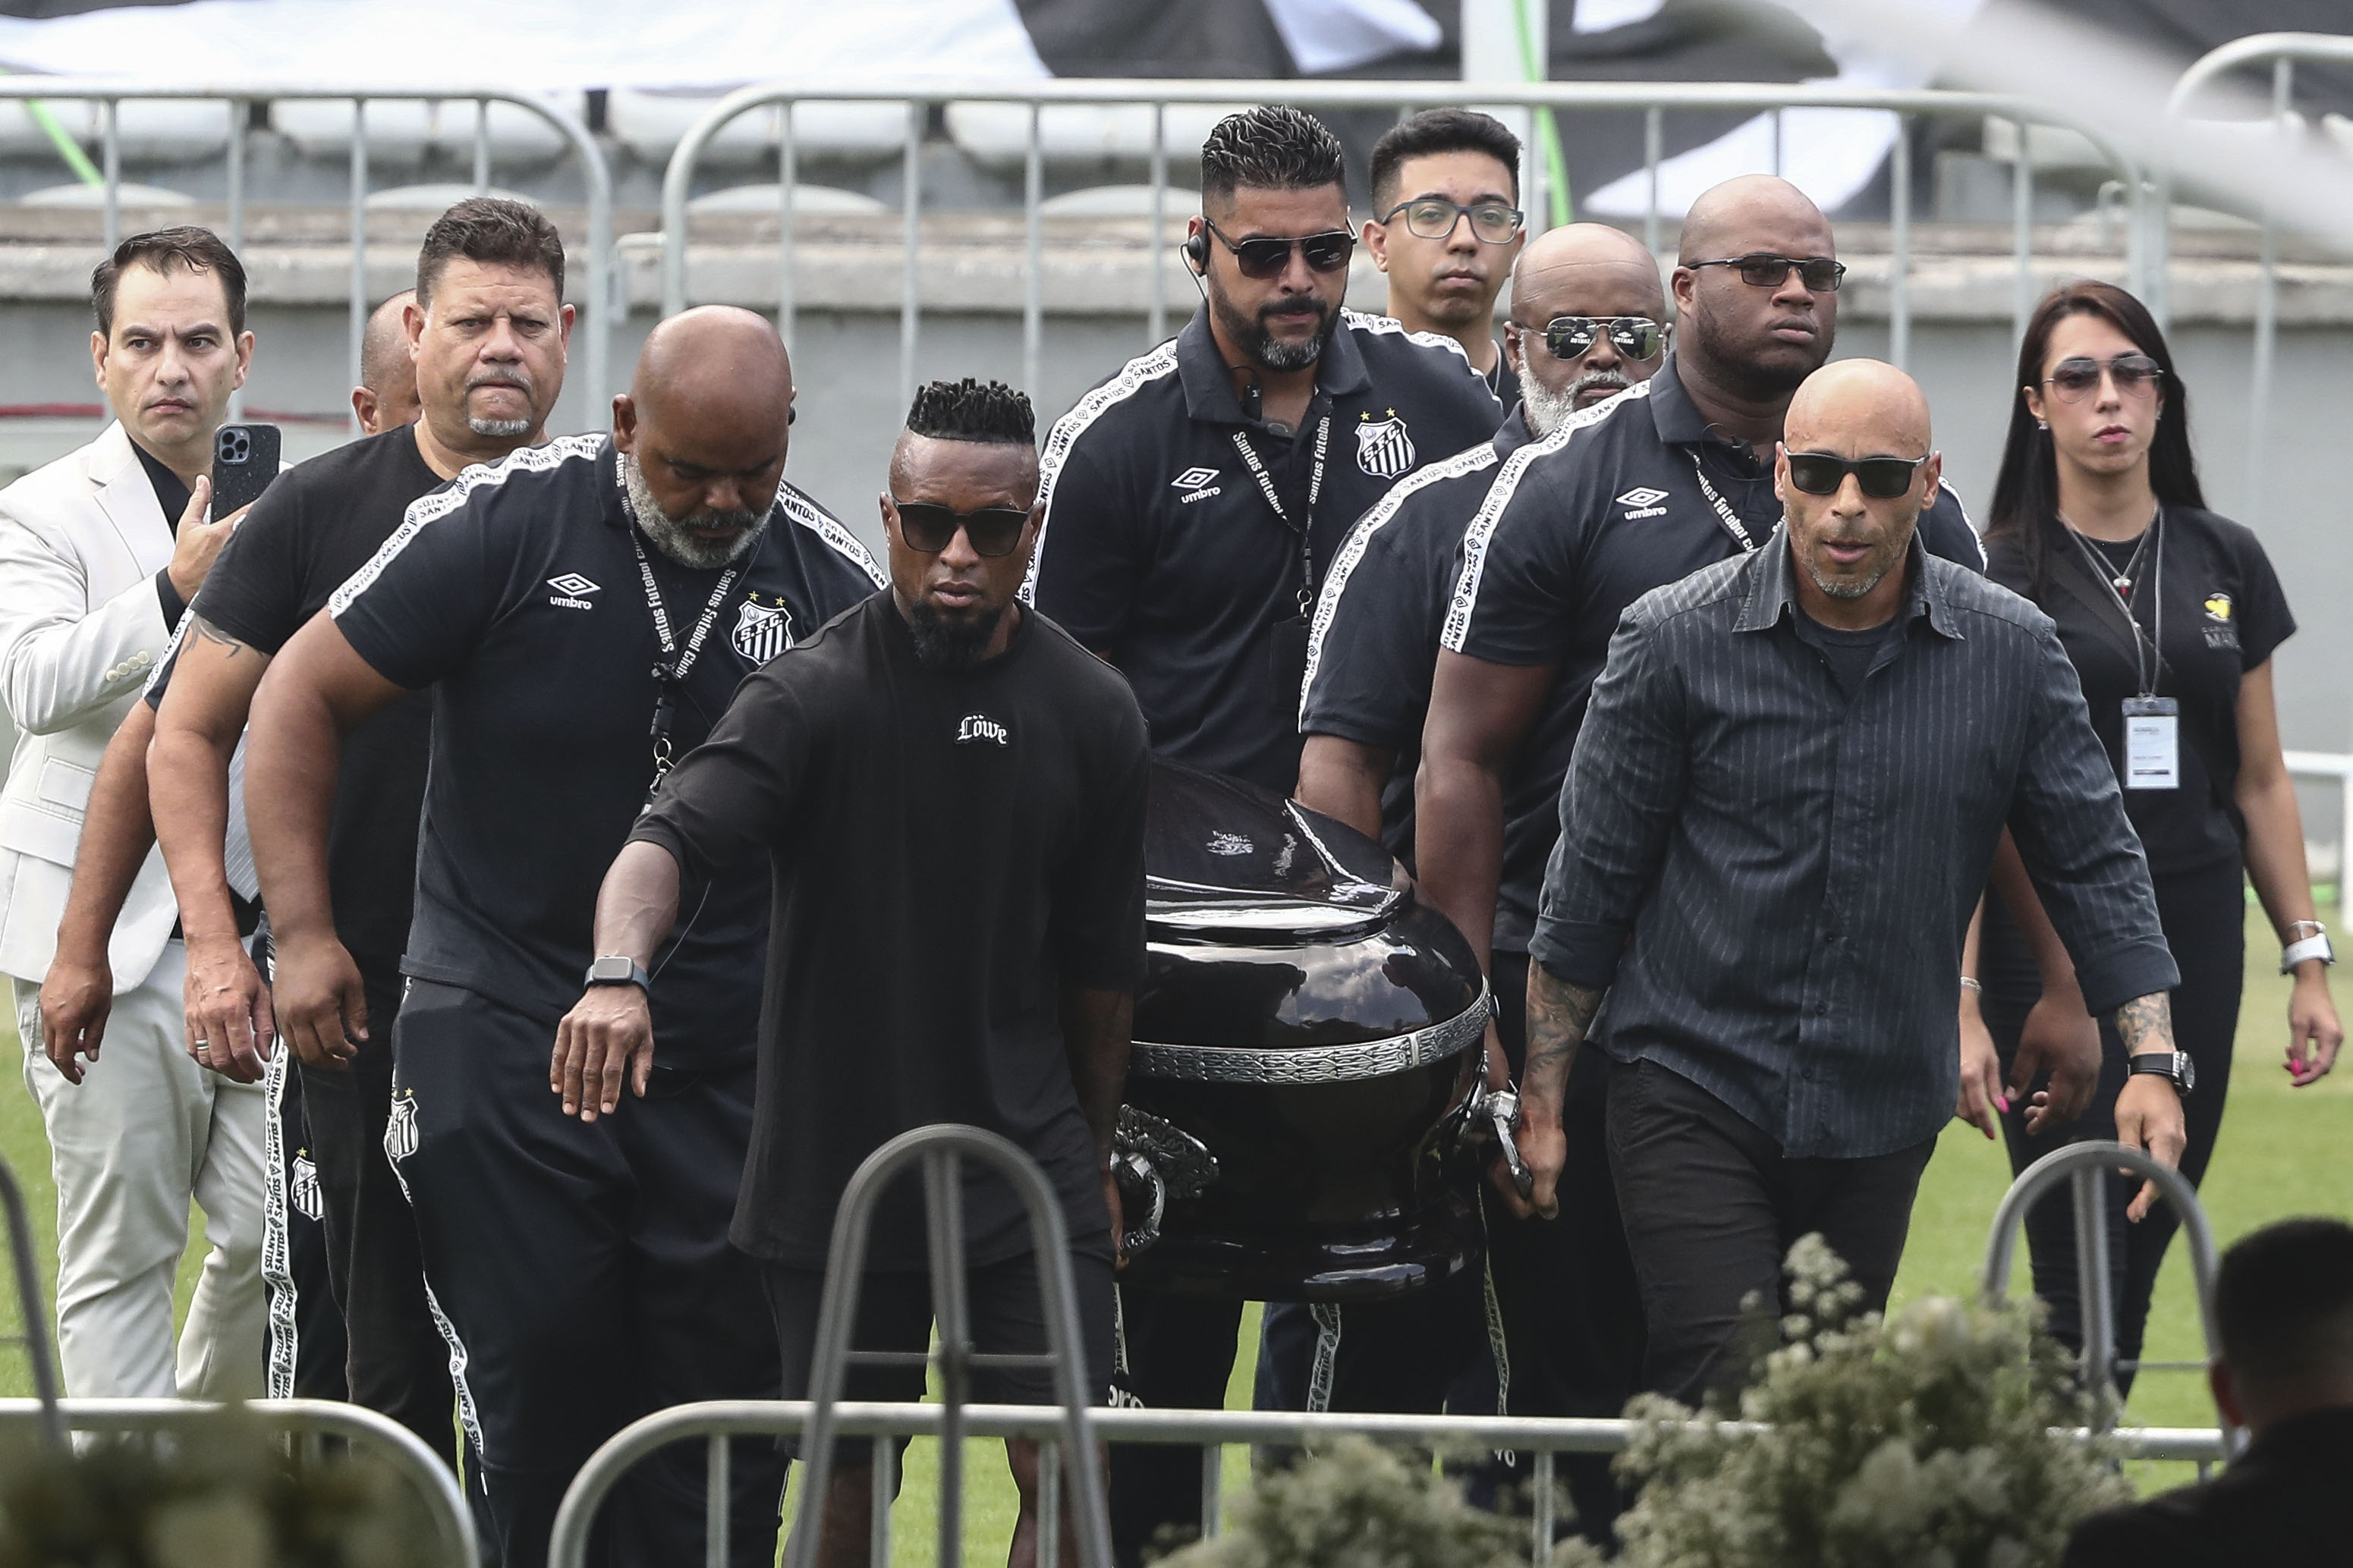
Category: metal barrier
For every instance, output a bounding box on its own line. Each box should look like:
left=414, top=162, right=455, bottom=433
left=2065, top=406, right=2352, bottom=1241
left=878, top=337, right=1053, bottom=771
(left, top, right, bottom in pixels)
left=656, top=79, right=2147, bottom=404
left=0, top=80, right=612, bottom=430
left=0, top=1152, right=63, bottom=1449
left=0, top=1396, right=480, bottom=1567
left=2163, top=33, right=2353, bottom=529
left=1981, top=1139, right=2227, bottom=1451
left=549, top=1399, right=2228, bottom=1568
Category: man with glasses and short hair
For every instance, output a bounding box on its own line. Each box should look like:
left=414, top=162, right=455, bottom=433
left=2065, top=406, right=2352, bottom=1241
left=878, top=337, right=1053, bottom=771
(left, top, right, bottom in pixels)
left=581, top=379, right=1147, bottom=1568
left=1515, top=357, right=2184, bottom=1409
left=1030, top=103, right=1499, bottom=1564
left=1288, top=218, right=1668, bottom=1538
left=1363, top=108, right=1527, bottom=401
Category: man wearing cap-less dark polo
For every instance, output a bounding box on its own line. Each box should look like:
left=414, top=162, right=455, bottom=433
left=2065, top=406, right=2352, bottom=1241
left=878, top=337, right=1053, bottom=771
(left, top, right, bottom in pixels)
left=1029, top=103, right=1500, bottom=1564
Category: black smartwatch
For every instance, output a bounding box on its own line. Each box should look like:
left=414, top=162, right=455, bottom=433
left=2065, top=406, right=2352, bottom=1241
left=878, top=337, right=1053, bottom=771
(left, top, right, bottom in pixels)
left=584, top=955, right=653, bottom=991
left=2128, top=1051, right=2195, bottom=1098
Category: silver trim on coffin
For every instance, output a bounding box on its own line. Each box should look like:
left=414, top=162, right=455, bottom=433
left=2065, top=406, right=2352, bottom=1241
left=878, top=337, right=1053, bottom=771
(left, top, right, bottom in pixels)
left=1128, top=984, right=1493, bottom=1084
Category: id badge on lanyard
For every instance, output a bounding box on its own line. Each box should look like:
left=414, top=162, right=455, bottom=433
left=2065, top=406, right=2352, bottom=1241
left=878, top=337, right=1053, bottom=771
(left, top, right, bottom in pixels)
left=2122, top=696, right=2180, bottom=790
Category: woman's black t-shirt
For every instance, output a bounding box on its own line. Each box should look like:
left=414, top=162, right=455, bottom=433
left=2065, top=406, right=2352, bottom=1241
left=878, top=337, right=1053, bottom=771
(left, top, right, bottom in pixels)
left=1984, top=506, right=2294, bottom=878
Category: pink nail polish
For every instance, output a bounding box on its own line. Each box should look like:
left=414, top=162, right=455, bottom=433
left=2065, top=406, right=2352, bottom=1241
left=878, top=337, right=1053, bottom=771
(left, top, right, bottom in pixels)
left=1995, top=1095, right=2009, bottom=1113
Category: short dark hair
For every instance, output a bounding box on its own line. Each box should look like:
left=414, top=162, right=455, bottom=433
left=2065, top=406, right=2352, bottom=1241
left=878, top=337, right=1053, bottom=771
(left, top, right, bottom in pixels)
left=2215, top=1217, right=2353, bottom=1386
left=1200, top=106, right=1345, bottom=210
left=906, top=378, right=1034, bottom=445
left=92, top=226, right=247, bottom=338
left=416, top=197, right=566, bottom=307
left=1370, top=108, right=1521, bottom=212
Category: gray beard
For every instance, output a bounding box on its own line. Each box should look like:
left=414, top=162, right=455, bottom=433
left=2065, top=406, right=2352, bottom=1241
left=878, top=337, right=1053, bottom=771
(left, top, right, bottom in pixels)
left=469, top=416, right=532, bottom=438
left=1521, top=369, right=1634, bottom=438
left=620, top=451, right=769, bottom=570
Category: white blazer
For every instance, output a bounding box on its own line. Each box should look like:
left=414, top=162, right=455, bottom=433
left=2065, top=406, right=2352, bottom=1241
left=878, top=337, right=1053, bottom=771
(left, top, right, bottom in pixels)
left=0, top=421, right=256, bottom=992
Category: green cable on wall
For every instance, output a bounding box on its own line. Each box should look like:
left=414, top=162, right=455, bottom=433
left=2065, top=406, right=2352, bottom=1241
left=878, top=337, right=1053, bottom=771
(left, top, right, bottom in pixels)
left=0, top=68, right=104, bottom=187
left=1512, top=0, right=1572, bottom=227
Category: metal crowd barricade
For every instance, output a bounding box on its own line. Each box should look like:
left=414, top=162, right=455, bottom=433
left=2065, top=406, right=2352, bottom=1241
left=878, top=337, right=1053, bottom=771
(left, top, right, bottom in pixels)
left=0, top=1152, right=64, bottom=1450
left=2163, top=33, right=2353, bottom=527
left=549, top=1400, right=2227, bottom=1568
left=656, top=79, right=2147, bottom=404
left=1981, top=1139, right=2231, bottom=1463
left=0, top=80, right=612, bottom=430
left=0, top=1397, right=479, bottom=1566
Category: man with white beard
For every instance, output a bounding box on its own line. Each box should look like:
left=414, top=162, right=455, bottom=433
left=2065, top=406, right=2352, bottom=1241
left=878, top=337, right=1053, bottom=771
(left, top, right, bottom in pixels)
left=243, top=307, right=883, bottom=1568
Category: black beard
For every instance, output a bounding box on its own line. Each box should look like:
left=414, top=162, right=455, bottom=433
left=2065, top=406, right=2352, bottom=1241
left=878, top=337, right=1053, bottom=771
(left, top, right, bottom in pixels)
left=1211, top=287, right=1338, bottom=374
left=908, top=599, right=1006, bottom=670
left=1687, top=303, right=1831, bottom=404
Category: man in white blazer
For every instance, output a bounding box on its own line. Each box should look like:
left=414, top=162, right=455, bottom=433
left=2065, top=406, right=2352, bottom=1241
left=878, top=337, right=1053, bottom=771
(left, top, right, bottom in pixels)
left=0, top=227, right=263, bottom=1399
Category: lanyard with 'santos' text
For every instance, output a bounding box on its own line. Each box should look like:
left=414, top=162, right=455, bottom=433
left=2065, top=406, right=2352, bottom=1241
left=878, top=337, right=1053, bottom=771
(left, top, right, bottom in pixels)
left=1686, top=450, right=1763, bottom=554
left=1232, top=415, right=1332, bottom=619
left=632, top=530, right=741, bottom=807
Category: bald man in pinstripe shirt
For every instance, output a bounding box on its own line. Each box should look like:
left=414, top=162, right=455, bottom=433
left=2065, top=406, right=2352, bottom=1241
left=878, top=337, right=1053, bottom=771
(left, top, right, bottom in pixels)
left=1508, top=360, right=2187, bottom=1407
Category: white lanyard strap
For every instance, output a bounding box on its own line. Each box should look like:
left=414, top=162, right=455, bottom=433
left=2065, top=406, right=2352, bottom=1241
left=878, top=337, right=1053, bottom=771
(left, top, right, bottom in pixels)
left=1231, top=416, right=1332, bottom=618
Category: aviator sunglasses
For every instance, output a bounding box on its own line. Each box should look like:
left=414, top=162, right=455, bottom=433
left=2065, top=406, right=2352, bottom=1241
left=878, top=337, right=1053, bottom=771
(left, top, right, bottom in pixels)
left=2041, top=353, right=2163, bottom=403
left=1784, top=451, right=1928, bottom=499
left=1522, top=316, right=1667, bottom=363
left=1200, top=217, right=1355, bottom=280
left=890, top=498, right=1030, bottom=558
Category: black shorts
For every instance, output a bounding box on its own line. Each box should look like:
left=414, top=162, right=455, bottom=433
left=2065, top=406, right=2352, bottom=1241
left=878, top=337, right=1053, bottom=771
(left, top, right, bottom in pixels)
left=763, top=1249, right=1115, bottom=1463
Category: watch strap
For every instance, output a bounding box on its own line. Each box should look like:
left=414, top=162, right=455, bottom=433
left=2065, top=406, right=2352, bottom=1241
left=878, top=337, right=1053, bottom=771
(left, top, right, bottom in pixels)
left=2127, top=1051, right=2193, bottom=1097
left=585, top=956, right=653, bottom=991
left=2282, top=932, right=2335, bottom=973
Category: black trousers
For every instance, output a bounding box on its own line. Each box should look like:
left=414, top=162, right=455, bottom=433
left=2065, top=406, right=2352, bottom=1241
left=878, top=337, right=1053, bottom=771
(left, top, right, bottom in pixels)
left=1107, top=1287, right=1241, bottom=1567
left=268, top=1046, right=348, bottom=1400
left=1606, top=1058, right=1935, bottom=1406
left=389, top=981, right=785, bottom=1568
left=1458, top=951, right=1646, bottom=1544
left=1980, top=856, right=2242, bottom=1391
left=294, top=966, right=458, bottom=1460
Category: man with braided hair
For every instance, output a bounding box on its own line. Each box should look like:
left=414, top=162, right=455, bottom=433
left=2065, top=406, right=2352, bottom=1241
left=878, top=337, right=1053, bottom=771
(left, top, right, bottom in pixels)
left=246, top=306, right=883, bottom=1568
left=590, top=378, right=1150, bottom=1568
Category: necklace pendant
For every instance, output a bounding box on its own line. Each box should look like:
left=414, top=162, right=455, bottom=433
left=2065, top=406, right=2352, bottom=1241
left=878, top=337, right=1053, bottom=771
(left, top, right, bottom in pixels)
left=2112, top=576, right=2132, bottom=595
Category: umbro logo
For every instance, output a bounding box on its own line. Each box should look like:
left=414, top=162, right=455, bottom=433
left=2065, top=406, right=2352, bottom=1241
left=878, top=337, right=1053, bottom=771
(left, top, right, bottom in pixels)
left=956, top=714, right=1009, bottom=746
left=1171, top=466, right=1222, bottom=504
left=547, top=572, right=599, bottom=610
left=1615, top=486, right=1670, bottom=520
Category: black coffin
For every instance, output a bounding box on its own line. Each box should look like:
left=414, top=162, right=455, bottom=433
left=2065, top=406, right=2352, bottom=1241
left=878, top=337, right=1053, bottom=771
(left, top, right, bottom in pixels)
left=1115, top=762, right=1489, bottom=1302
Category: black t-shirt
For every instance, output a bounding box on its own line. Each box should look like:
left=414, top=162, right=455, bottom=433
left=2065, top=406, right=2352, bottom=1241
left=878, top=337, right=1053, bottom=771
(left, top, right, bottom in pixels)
left=630, top=595, right=1150, bottom=1268
left=1484, top=350, right=1521, bottom=410
left=1790, top=603, right=1897, bottom=700
left=134, top=438, right=194, bottom=631
left=1030, top=305, right=1504, bottom=794
left=1299, top=405, right=1530, bottom=864
left=165, top=423, right=445, bottom=973
left=1442, top=355, right=1987, bottom=952
left=1983, top=506, right=2293, bottom=877
left=329, top=435, right=886, bottom=1064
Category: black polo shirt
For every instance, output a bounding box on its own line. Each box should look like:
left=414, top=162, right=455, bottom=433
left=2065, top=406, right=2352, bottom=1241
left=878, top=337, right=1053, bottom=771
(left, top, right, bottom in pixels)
left=328, top=434, right=886, bottom=1066
left=1984, top=507, right=2293, bottom=879
left=1441, top=354, right=1987, bottom=954
left=1030, top=304, right=1503, bottom=795
left=1299, top=404, right=1533, bottom=865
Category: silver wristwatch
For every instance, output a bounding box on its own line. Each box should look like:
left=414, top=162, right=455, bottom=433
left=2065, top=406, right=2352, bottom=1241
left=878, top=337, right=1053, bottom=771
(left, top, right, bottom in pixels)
left=2127, top=1051, right=2195, bottom=1097
left=2282, top=921, right=2335, bottom=976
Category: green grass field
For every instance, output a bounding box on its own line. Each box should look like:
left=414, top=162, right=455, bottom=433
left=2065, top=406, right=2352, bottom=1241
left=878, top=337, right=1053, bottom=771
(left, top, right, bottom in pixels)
left=3, top=897, right=2348, bottom=1562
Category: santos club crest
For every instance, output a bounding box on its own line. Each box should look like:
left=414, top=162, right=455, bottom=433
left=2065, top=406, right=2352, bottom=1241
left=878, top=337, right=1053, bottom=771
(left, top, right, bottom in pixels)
left=731, top=598, right=794, bottom=665
left=1355, top=412, right=1415, bottom=479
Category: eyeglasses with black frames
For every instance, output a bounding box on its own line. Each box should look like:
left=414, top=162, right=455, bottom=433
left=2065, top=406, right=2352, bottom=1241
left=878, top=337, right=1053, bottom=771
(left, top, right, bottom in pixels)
left=889, top=498, right=1031, bottom=558
left=1200, top=218, right=1355, bottom=281
left=1379, top=196, right=1524, bottom=245
left=1783, top=451, right=1928, bottom=499
left=1689, top=253, right=1847, bottom=292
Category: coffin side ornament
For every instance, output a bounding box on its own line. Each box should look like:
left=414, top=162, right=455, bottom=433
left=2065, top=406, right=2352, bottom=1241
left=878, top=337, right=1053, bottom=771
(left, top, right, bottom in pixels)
left=1112, top=1105, right=1218, bottom=1257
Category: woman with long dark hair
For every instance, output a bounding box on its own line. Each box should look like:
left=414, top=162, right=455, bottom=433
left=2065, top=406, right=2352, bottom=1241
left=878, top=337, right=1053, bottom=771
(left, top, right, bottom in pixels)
left=1959, top=279, right=2342, bottom=1389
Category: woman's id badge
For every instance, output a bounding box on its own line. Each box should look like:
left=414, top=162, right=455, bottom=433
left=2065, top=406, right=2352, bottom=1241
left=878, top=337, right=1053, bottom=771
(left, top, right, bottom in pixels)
left=2122, top=696, right=2179, bottom=790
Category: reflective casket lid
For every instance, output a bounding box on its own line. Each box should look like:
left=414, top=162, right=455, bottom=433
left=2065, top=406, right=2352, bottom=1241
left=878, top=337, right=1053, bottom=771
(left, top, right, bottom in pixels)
left=1117, top=762, right=1489, bottom=1301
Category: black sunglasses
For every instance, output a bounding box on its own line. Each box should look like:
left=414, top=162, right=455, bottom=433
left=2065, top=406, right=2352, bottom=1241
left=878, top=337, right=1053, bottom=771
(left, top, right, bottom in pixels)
left=890, top=498, right=1030, bottom=558
left=1691, top=253, right=1847, bottom=292
left=1784, top=451, right=1928, bottom=499
left=1202, top=218, right=1355, bottom=280
left=2042, top=353, right=2163, bottom=403
left=1520, top=316, right=1666, bottom=363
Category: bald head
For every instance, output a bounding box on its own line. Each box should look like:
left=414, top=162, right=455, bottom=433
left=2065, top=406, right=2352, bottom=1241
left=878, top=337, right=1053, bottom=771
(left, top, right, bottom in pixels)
left=615, top=306, right=797, bottom=570
left=1785, top=358, right=1932, bottom=457
left=1505, top=223, right=1670, bottom=426
left=1515, top=222, right=1661, bottom=307
left=354, top=289, right=420, bottom=434
left=1677, top=175, right=1831, bottom=266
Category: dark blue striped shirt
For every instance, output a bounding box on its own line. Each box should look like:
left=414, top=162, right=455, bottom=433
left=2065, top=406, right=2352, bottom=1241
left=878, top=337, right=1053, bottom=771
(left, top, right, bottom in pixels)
left=1532, top=529, right=2178, bottom=1158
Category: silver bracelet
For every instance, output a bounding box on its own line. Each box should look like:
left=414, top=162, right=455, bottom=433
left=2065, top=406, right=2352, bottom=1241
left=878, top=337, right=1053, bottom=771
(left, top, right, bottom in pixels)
left=1959, top=976, right=1983, bottom=993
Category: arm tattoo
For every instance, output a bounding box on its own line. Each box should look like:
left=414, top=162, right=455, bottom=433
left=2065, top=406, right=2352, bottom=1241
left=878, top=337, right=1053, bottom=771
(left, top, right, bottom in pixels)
left=190, top=614, right=248, bottom=658
left=1524, top=966, right=1605, bottom=1104
left=2113, top=991, right=2175, bottom=1054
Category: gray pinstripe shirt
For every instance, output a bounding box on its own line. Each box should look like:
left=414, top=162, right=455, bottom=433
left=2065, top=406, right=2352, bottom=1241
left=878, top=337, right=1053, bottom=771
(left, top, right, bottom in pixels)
left=1531, top=530, right=2178, bottom=1158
